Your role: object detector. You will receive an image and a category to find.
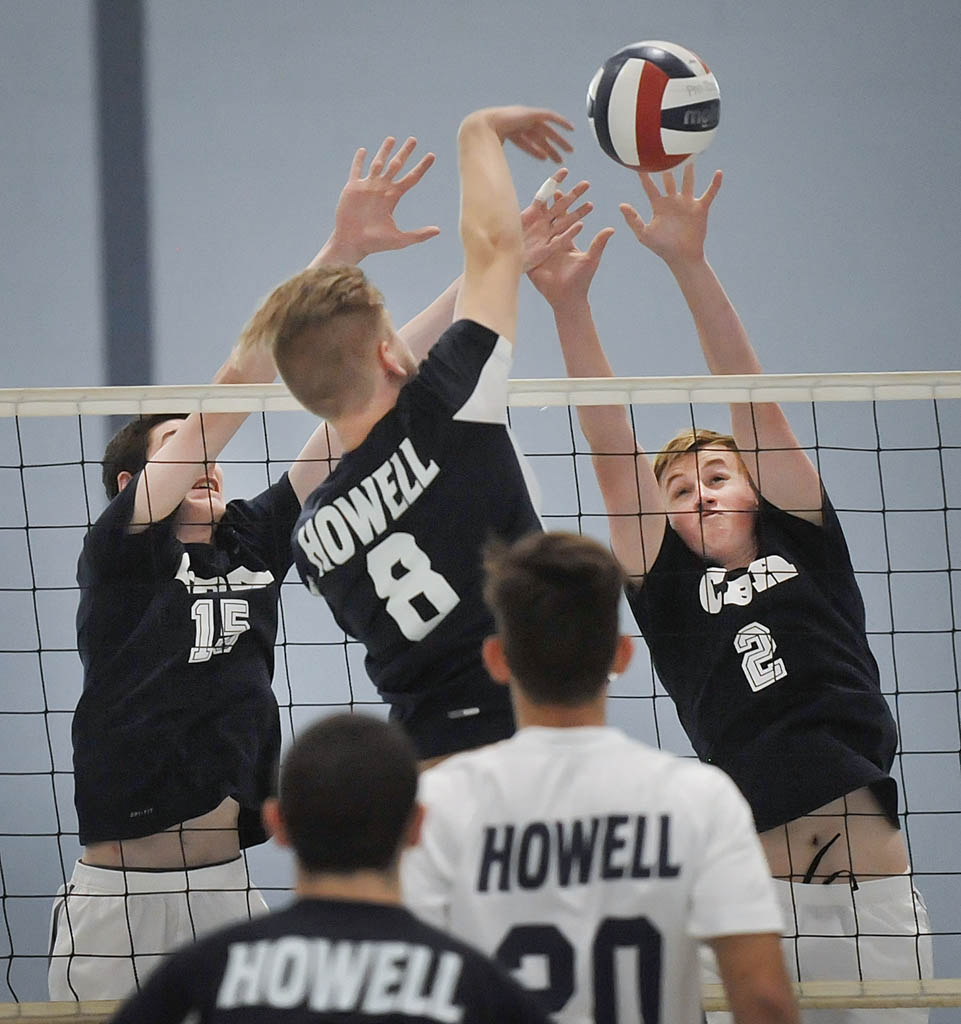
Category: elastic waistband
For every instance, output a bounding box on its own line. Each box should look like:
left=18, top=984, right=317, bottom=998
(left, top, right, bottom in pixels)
left=774, top=870, right=918, bottom=909
left=69, top=856, right=253, bottom=895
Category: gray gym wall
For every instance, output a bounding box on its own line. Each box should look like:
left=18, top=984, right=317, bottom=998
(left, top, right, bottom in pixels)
left=2, top=0, right=960, bottom=1005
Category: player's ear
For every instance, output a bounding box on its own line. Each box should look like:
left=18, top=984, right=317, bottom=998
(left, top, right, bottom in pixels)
left=403, top=802, right=426, bottom=850
left=482, top=635, right=511, bottom=686
left=262, top=798, right=289, bottom=847
left=612, top=634, right=633, bottom=675
left=116, top=470, right=133, bottom=493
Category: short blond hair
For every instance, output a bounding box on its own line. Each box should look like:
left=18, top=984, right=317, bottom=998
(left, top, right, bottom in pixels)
left=652, top=427, right=745, bottom=484
left=240, top=264, right=385, bottom=420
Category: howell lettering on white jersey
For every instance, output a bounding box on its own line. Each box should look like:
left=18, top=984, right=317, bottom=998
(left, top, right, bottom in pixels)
left=403, top=726, right=782, bottom=1024
left=476, top=814, right=681, bottom=892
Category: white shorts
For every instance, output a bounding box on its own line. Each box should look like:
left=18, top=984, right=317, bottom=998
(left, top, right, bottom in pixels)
left=705, top=873, right=933, bottom=1024
left=48, top=856, right=268, bottom=1001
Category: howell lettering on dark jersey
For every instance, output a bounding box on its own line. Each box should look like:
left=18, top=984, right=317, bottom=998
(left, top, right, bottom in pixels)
left=297, top=437, right=440, bottom=583
left=477, top=814, right=681, bottom=892
left=110, top=900, right=549, bottom=1024
left=292, top=320, right=543, bottom=758
left=216, top=937, right=463, bottom=1020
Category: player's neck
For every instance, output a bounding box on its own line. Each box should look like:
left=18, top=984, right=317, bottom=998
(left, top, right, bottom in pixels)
left=294, top=866, right=402, bottom=906
left=331, top=387, right=402, bottom=453
left=512, top=690, right=607, bottom=730
left=175, top=522, right=215, bottom=545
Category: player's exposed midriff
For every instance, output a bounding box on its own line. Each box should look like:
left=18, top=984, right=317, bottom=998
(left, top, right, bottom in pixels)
left=759, top=785, right=908, bottom=883
left=81, top=796, right=241, bottom=870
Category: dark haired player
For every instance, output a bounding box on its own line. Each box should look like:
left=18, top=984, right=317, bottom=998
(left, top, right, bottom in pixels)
left=529, top=164, right=932, bottom=1022
left=241, top=106, right=585, bottom=765
left=109, top=713, right=550, bottom=1024
left=50, top=136, right=452, bottom=1001
left=402, top=531, right=799, bottom=1024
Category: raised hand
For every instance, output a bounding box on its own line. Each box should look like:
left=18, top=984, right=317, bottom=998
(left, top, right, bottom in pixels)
left=482, top=106, right=575, bottom=163
left=527, top=179, right=615, bottom=310
left=312, top=136, right=440, bottom=266
left=619, top=163, right=722, bottom=268
left=521, top=169, right=593, bottom=272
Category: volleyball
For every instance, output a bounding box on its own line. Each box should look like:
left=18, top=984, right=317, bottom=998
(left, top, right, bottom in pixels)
left=587, top=40, right=720, bottom=172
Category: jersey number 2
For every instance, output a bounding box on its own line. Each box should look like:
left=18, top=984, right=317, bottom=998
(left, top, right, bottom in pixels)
left=734, top=620, right=787, bottom=692
left=496, top=917, right=663, bottom=1022
left=366, top=532, right=459, bottom=641
left=189, top=598, right=250, bottom=663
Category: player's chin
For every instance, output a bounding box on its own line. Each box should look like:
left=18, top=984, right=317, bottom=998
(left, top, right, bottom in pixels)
left=181, top=492, right=227, bottom=523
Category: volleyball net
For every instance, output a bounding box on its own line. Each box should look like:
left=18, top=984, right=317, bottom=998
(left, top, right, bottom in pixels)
left=1, top=372, right=960, bottom=1016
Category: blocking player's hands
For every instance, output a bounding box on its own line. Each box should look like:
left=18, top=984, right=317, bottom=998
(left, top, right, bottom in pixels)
left=521, top=169, right=594, bottom=272
left=310, top=136, right=440, bottom=267
left=479, top=106, right=574, bottom=162
left=528, top=216, right=615, bottom=310
left=619, top=163, right=722, bottom=269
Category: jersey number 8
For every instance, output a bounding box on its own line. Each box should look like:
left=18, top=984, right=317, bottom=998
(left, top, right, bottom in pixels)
left=367, top=532, right=460, bottom=641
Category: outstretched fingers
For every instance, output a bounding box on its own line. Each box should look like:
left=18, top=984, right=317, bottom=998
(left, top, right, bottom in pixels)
left=619, top=202, right=647, bottom=242
left=699, top=168, right=723, bottom=206
left=638, top=172, right=662, bottom=207
left=394, top=150, right=437, bottom=192
left=540, top=219, right=585, bottom=260
left=366, top=136, right=397, bottom=177
left=585, top=226, right=616, bottom=261
left=394, top=224, right=442, bottom=247
left=532, top=167, right=570, bottom=205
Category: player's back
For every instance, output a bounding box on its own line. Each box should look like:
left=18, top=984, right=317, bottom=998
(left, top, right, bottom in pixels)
left=404, top=725, right=778, bottom=1024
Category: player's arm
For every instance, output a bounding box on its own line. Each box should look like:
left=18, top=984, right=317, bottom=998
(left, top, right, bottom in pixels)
left=130, top=343, right=278, bottom=530
left=133, top=136, right=439, bottom=522
left=453, top=105, right=573, bottom=345
left=277, top=136, right=441, bottom=503
left=621, top=165, right=823, bottom=524
left=400, top=169, right=592, bottom=365
left=709, top=932, right=800, bottom=1024
left=529, top=213, right=666, bottom=579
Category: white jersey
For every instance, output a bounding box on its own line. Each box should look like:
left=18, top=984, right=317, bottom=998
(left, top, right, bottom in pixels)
left=402, top=726, right=783, bottom=1024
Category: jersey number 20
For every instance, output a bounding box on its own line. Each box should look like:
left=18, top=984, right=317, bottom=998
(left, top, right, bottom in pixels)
left=366, top=532, right=460, bottom=641
left=497, top=917, right=663, bottom=1022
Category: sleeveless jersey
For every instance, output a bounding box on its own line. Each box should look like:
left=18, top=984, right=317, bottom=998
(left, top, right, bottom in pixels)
left=627, top=492, right=899, bottom=831
left=110, top=898, right=550, bottom=1024
left=402, top=726, right=782, bottom=1024
left=73, top=473, right=299, bottom=846
left=293, top=320, right=541, bottom=755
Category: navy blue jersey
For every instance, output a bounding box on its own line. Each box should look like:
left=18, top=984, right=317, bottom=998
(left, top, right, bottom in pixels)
left=74, top=474, right=300, bottom=846
left=293, top=320, right=542, bottom=757
left=110, top=898, right=549, bottom=1024
left=627, top=492, right=898, bottom=832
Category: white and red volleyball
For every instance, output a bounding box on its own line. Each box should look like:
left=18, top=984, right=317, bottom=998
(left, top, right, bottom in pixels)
left=587, top=40, right=720, bottom=172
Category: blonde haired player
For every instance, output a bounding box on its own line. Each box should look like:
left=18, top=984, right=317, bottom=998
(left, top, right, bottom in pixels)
left=241, top=106, right=586, bottom=765
left=527, top=164, right=933, bottom=1022
left=402, top=531, right=799, bottom=1024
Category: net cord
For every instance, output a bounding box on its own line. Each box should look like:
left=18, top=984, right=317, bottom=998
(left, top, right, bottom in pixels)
left=2, top=370, right=961, bottom=418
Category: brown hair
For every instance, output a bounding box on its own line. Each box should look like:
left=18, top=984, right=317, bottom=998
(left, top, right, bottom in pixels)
left=279, top=714, right=418, bottom=874
left=101, top=413, right=188, bottom=499
left=240, top=264, right=386, bottom=420
left=482, top=531, right=625, bottom=707
left=652, top=427, right=744, bottom=484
